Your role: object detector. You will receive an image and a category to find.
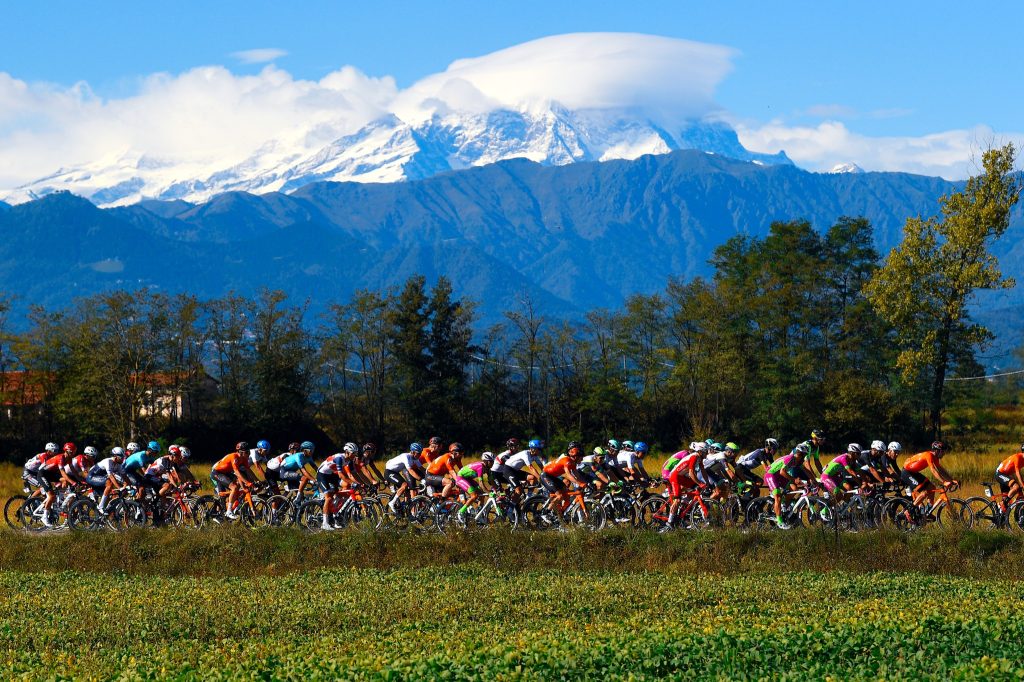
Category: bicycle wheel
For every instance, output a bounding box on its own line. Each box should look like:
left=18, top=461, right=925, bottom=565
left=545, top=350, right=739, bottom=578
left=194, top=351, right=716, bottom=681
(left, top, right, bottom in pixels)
left=194, top=495, right=225, bottom=526
left=240, top=498, right=268, bottom=529
left=347, top=500, right=381, bottom=532
left=881, top=497, right=918, bottom=532
left=604, top=495, right=635, bottom=526
left=688, top=498, right=723, bottom=530
left=638, top=497, right=670, bottom=529
left=1009, top=501, right=1024, bottom=533
left=263, top=495, right=294, bottom=527
left=965, top=496, right=1003, bottom=530
left=936, top=498, right=973, bottom=530
left=796, top=496, right=831, bottom=528
left=567, top=498, right=606, bottom=531
left=433, top=499, right=461, bottom=533
left=297, top=499, right=325, bottom=532
left=521, top=495, right=555, bottom=530
left=68, top=498, right=102, bottom=531
left=4, top=495, right=28, bottom=530
left=721, top=496, right=744, bottom=527
left=744, top=497, right=776, bottom=530
left=19, top=497, right=45, bottom=532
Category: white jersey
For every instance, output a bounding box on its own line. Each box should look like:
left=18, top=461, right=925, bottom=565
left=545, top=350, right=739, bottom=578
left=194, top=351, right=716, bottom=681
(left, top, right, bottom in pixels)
left=95, top=457, right=124, bottom=476
left=386, top=453, right=418, bottom=471
left=616, top=451, right=641, bottom=470
left=248, top=448, right=268, bottom=466
left=492, top=448, right=514, bottom=472
left=505, top=450, right=544, bottom=471
left=267, top=452, right=290, bottom=471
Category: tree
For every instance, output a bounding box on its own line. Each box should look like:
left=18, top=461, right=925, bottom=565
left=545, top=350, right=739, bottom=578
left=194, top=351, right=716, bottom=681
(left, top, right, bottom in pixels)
left=426, top=277, right=476, bottom=430
left=389, top=276, right=432, bottom=437
left=865, top=144, right=1020, bottom=436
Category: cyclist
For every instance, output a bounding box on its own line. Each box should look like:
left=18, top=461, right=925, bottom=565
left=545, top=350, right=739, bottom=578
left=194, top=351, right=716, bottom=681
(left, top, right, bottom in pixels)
left=698, top=442, right=738, bottom=501
left=504, top=439, right=546, bottom=494
left=87, top=447, right=126, bottom=514
left=384, top=444, right=425, bottom=512
left=858, top=440, right=888, bottom=485
left=420, top=436, right=443, bottom=466
left=144, top=446, right=187, bottom=498
left=125, top=442, right=140, bottom=457
left=764, top=442, right=809, bottom=529
left=885, top=442, right=903, bottom=482
left=248, top=440, right=272, bottom=480
left=660, top=445, right=694, bottom=487
left=37, top=442, right=78, bottom=526
left=736, top=438, right=778, bottom=494
left=540, top=442, right=585, bottom=517
left=357, top=443, right=385, bottom=485
left=317, top=449, right=358, bottom=531
left=995, top=445, right=1024, bottom=511
left=455, top=452, right=493, bottom=522
left=490, top=438, right=520, bottom=490
left=62, top=446, right=97, bottom=490
left=820, top=444, right=862, bottom=506
left=617, top=441, right=652, bottom=487
left=578, top=446, right=614, bottom=488
left=277, top=441, right=317, bottom=495
left=662, top=444, right=708, bottom=531
left=211, top=442, right=257, bottom=520
left=174, top=446, right=197, bottom=486
left=22, top=443, right=59, bottom=497
left=265, top=442, right=299, bottom=491
left=803, top=429, right=827, bottom=480
left=123, top=441, right=161, bottom=500
left=424, top=443, right=465, bottom=498
left=900, top=441, right=958, bottom=513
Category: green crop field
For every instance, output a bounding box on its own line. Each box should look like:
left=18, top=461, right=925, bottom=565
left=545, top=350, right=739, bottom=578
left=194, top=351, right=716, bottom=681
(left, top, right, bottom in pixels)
left=1, top=565, right=1022, bottom=680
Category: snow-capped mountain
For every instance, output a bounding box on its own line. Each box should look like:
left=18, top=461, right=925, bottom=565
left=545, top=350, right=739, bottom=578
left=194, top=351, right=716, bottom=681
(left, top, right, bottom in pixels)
left=827, top=162, right=865, bottom=174
left=3, top=107, right=791, bottom=207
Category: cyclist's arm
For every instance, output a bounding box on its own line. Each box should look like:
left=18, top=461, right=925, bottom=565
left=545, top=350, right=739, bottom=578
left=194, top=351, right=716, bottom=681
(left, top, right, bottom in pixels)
left=887, top=456, right=901, bottom=478
left=233, top=462, right=253, bottom=485
left=365, top=461, right=384, bottom=483
left=809, top=456, right=822, bottom=476
left=1014, top=463, right=1024, bottom=490
left=866, top=465, right=884, bottom=484
left=929, top=461, right=955, bottom=485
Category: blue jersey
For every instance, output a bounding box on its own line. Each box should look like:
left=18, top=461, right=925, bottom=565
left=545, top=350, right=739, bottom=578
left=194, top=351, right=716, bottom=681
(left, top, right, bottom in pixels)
left=123, top=452, right=152, bottom=472
left=280, top=452, right=312, bottom=472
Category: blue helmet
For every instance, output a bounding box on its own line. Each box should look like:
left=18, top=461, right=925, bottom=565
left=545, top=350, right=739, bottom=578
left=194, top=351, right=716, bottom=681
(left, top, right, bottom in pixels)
left=300, top=441, right=315, bottom=451
left=634, top=441, right=649, bottom=453
left=528, top=438, right=544, bottom=450
left=257, top=440, right=270, bottom=450
left=410, top=442, right=423, bottom=454
left=147, top=441, right=161, bottom=452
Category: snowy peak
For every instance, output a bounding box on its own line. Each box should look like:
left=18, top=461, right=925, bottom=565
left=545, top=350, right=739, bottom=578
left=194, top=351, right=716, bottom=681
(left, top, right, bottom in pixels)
left=828, top=162, right=865, bottom=174
left=3, top=105, right=793, bottom=207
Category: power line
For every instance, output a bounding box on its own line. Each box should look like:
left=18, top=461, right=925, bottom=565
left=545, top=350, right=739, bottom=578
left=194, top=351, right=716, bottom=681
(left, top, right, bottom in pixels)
left=945, top=368, right=1024, bottom=382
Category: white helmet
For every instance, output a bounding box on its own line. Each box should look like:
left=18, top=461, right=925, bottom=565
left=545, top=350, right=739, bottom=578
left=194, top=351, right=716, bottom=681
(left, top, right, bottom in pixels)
left=694, top=442, right=709, bottom=453
left=887, top=441, right=902, bottom=453
left=83, top=446, right=98, bottom=458
left=179, top=446, right=191, bottom=459
left=110, top=446, right=125, bottom=457
left=343, top=442, right=358, bottom=455
left=126, top=442, right=140, bottom=454
left=870, top=440, right=885, bottom=451
left=847, top=443, right=862, bottom=455
left=45, top=442, right=59, bottom=453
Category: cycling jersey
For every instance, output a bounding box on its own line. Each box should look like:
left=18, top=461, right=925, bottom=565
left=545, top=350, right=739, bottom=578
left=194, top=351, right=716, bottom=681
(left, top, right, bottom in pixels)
left=427, top=453, right=461, bottom=475
left=766, top=455, right=795, bottom=475
left=212, top=452, right=247, bottom=473
left=672, top=452, right=700, bottom=475
left=660, top=451, right=687, bottom=476
left=737, top=448, right=772, bottom=470
left=805, top=442, right=823, bottom=467
left=616, top=451, right=642, bottom=471
left=317, top=454, right=349, bottom=475
left=495, top=449, right=514, bottom=465
left=543, top=455, right=577, bottom=477
left=701, top=453, right=730, bottom=476
left=266, top=453, right=289, bottom=471
left=997, top=453, right=1024, bottom=474
left=40, top=453, right=69, bottom=471
left=457, top=462, right=485, bottom=479
left=903, top=451, right=939, bottom=474
left=579, top=452, right=614, bottom=474
left=248, top=448, right=268, bottom=467
left=92, top=457, right=123, bottom=477
left=385, top=453, right=418, bottom=471
left=419, top=446, right=441, bottom=466
left=24, top=454, right=45, bottom=472
left=505, top=450, right=544, bottom=471
left=145, top=456, right=177, bottom=477
left=279, top=452, right=313, bottom=472
left=823, top=453, right=856, bottom=477
left=123, top=452, right=153, bottom=472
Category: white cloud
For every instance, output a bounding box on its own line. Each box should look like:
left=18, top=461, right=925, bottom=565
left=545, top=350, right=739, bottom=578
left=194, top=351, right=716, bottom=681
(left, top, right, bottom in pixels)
left=231, top=48, right=288, bottom=64
left=734, top=119, right=1024, bottom=179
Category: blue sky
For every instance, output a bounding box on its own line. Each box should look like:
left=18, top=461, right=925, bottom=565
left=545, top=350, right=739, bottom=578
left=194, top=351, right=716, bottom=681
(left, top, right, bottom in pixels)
left=1, top=0, right=1020, bottom=186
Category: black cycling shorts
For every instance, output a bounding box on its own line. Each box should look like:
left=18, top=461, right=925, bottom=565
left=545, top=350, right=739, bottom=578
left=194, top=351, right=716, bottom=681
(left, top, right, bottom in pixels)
left=38, top=468, right=61, bottom=492
left=423, top=473, right=446, bottom=491
left=900, top=469, right=929, bottom=489
left=540, top=473, right=566, bottom=493
left=384, top=469, right=408, bottom=488
left=210, top=471, right=235, bottom=493
left=317, top=472, right=341, bottom=492
left=734, top=465, right=761, bottom=484
left=505, top=468, right=530, bottom=488
left=996, top=470, right=1015, bottom=494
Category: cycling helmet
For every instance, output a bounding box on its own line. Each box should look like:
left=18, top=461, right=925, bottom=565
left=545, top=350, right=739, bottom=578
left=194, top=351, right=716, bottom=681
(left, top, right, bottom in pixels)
left=288, top=442, right=300, bottom=451
left=429, top=436, right=442, bottom=446
left=931, top=441, right=945, bottom=452
left=847, top=443, right=862, bottom=455
left=481, top=451, right=495, bottom=463
left=126, top=442, right=139, bottom=454
left=257, top=440, right=270, bottom=450
left=607, top=439, right=620, bottom=450
left=45, top=442, right=59, bottom=453
left=694, top=442, right=709, bottom=453
left=870, top=440, right=885, bottom=451
left=567, top=442, right=582, bottom=456
left=362, top=443, right=376, bottom=453
left=179, top=446, right=191, bottom=460
left=811, top=428, right=826, bottom=440
left=887, top=441, right=902, bottom=453
left=505, top=437, right=520, bottom=451
left=64, top=442, right=77, bottom=454
left=593, top=446, right=606, bottom=456
left=83, top=446, right=98, bottom=458
left=168, top=445, right=181, bottom=456
left=410, top=442, right=423, bottom=454
left=725, top=442, right=739, bottom=453
left=449, top=442, right=464, bottom=454
left=635, top=441, right=649, bottom=454
left=622, top=440, right=635, bottom=450
left=711, top=442, right=724, bottom=452
left=528, top=439, right=544, bottom=450
left=794, top=442, right=810, bottom=455
left=235, top=441, right=249, bottom=451
left=300, top=441, right=315, bottom=451
left=765, top=438, right=780, bottom=450
left=110, top=446, right=125, bottom=457
left=148, top=441, right=161, bottom=453
left=343, top=442, right=358, bottom=455
left=705, top=438, right=715, bottom=446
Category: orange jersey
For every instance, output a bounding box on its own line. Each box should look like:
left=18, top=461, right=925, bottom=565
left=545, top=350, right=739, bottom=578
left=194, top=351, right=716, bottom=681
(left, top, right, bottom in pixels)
left=998, top=452, right=1024, bottom=474
left=426, top=452, right=459, bottom=475
left=213, top=452, right=248, bottom=473
left=419, top=446, right=441, bottom=466
left=902, top=451, right=938, bottom=474
left=543, top=455, right=576, bottom=477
